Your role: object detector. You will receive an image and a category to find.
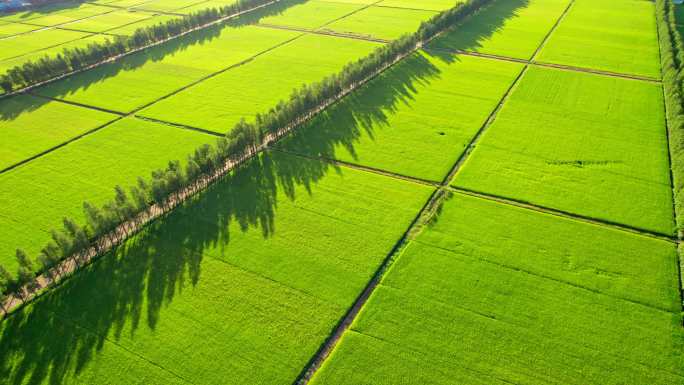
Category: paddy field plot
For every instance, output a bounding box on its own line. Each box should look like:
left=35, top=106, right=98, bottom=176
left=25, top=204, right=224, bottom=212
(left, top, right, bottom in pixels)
left=377, top=0, right=464, bottom=12
left=0, top=151, right=433, bottom=384
left=429, top=0, right=570, bottom=60
left=258, top=0, right=367, bottom=30
left=105, top=13, right=182, bottom=35
left=453, top=66, right=673, bottom=235
left=36, top=25, right=300, bottom=112
left=139, top=33, right=379, bottom=133
left=132, top=0, right=211, bottom=12
left=0, top=117, right=213, bottom=270
left=0, top=22, right=41, bottom=38
left=278, top=52, right=523, bottom=182
left=0, top=2, right=110, bottom=24
left=0, top=28, right=92, bottom=61
left=0, top=95, right=118, bottom=171
left=536, top=0, right=660, bottom=78
left=0, top=33, right=110, bottom=75
left=55, top=8, right=156, bottom=33
left=313, top=193, right=684, bottom=385
left=176, top=0, right=241, bottom=14
left=322, top=5, right=437, bottom=40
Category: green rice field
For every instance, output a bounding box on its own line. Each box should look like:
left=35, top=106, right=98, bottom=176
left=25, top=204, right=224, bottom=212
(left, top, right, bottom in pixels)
left=278, top=51, right=523, bottom=181
left=429, top=0, right=571, bottom=59
left=312, top=193, right=684, bottom=385
left=0, top=0, right=681, bottom=383
left=536, top=0, right=661, bottom=78
left=453, top=66, right=674, bottom=235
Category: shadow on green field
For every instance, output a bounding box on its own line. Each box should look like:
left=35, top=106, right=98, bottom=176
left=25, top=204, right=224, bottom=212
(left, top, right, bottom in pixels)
left=0, top=0, right=91, bottom=21
left=426, top=0, right=529, bottom=62
left=0, top=1, right=529, bottom=383
left=0, top=0, right=308, bottom=120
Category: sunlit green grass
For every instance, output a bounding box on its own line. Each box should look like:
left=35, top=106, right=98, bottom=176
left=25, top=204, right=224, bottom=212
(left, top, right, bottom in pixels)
left=0, top=28, right=91, bottom=61
left=139, top=33, right=379, bottom=133
left=313, top=193, right=684, bottom=384
left=0, top=94, right=118, bottom=170
left=453, top=66, right=674, bottom=235
left=258, top=0, right=366, bottom=29
left=36, top=25, right=299, bottom=112
left=429, top=0, right=570, bottom=59
left=58, top=9, right=155, bottom=33
left=322, top=5, right=437, bottom=40
left=378, top=0, right=465, bottom=11
left=132, top=0, right=210, bottom=12
left=0, top=22, right=40, bottom=38
left=537, top=0, right=661, bottom=78
left=278, top=51, right=522, bottom=181
left=0, top=151, right=433, bottom=384
left=0, top=117, right=213, bottom=270
left=0, top=3, right=110, bottom=25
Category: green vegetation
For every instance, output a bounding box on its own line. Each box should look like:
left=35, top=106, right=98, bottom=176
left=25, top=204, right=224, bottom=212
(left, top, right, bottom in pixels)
left=0, top=94, right=118, bottom=170
left=537, top=0, right=661, bottom=78
left=453, top=66, right=674, bottom=235
left=378, top=0, right=464, bottom=11
left=133, top=0, right=213, bottom=12
left=0, top=117, right=213, bottom=270
left=0, top=0, right=278, bottom=92
left=278, top=51, right=522, bottom=181
left=0, top=151, right=433, bottom=384
left=15, top=3, right=111, bottom=26
left=313, top=193, right=684, bottom=384
left=139, top=33, right=379, bottom=133
left=323, top=5, right=437, bottom=40
left=0, top=28, right=90, bottom=61
left=36, top=25, right=299, bottom=112
left=56, top=9, right=156, bottom=33
left=0, top=22, right=40, bottom=38
left=258, top=0, right=366, bottom=29
left=429, top=0, right=570, bottom=59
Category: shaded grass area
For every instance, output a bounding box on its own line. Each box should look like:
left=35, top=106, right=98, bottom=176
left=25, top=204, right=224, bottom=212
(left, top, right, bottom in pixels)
left=139, top=33, right=379, bottom=133
left=313, top=193, right=684, bottom=385
left=537, top=0, right=661, bottom=78
left=278, top=51, right=523, bottom=182
left=0, top=151, right=433, bottom=384
left=0, top=94, right=118, bottom=171
left=322, top=5, right=437, bottom=40
left=0, top=117, right=213, bottom=271
left=0, top=2, right=110, bottom=24
left=428, top=0, right=569, bottom=60
left=453, top=66, right=674, bottom=235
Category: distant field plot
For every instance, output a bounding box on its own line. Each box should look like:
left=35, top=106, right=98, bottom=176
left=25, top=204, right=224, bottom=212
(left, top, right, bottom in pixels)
left=105, top=12, right=181, bottom=35
left=0, top=151, right=433, bottom=384
left=278, top=52, right=522, bottom=181
left=0, top=117, right=213, bottom=270
left=139, top=33, right=378, bottom=133
left=322, top=5, right=436, bottom=40
left=176, top=0, right=240, bottom=14
left=36, top=25, right=299, bottom=112
left=313, top=193, right=684, bottom=385
left=19, top=4, right=113, bottom=26
left=0, top=95, right=118, bottom=171
left=453, top=67, right=673, bottom=235
left=132, top=0, right=209, bottom=12
left=0, top=22, right=41, bottom=38
left=0, top=34, right=110, bottom=75
left=536, top=0, right=660, bottom=78
left=57, top=9, right=155, bottom=32
left=429, top=0, right=570, bottom=59
left=258, top=0, right=366, bottom=29
left=0, top=28, right=91, bottom=61
left=378, top=0, right=463, bottom=11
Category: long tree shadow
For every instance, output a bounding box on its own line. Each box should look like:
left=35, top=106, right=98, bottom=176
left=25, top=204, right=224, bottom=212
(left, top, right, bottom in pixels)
left=0, top=1, right=528, bottom=383
left=0, top=0, right=308, bottom=120
left=0, top=0, right=94, bottom=21
left=425, top=0, right=529, bottom=63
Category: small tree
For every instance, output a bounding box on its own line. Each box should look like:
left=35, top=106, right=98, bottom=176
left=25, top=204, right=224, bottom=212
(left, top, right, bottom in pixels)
left=15, top=249, right=35, bottom=300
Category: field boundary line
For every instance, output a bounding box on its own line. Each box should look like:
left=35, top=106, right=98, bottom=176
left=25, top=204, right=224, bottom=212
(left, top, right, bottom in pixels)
left=0, top=8, right=119, bottom=40
left=373, top=4, right=442, bottom=13
left=135, top=115, right=225, bottom=137
left=256, top=22, right=390, bottom=43
left=423, top=47, right=662, bottom=83
left=272, top=148, right=440, bottom=187
left=449, top=186, right=677, bottom=243
left=0, top=0, right=281, bottom=100
left=529, top=0, right=574, bottom=61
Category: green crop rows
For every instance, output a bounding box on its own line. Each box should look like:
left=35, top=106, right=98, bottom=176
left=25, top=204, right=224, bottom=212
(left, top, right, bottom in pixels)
left=0, top=0, right=682, bottom=383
